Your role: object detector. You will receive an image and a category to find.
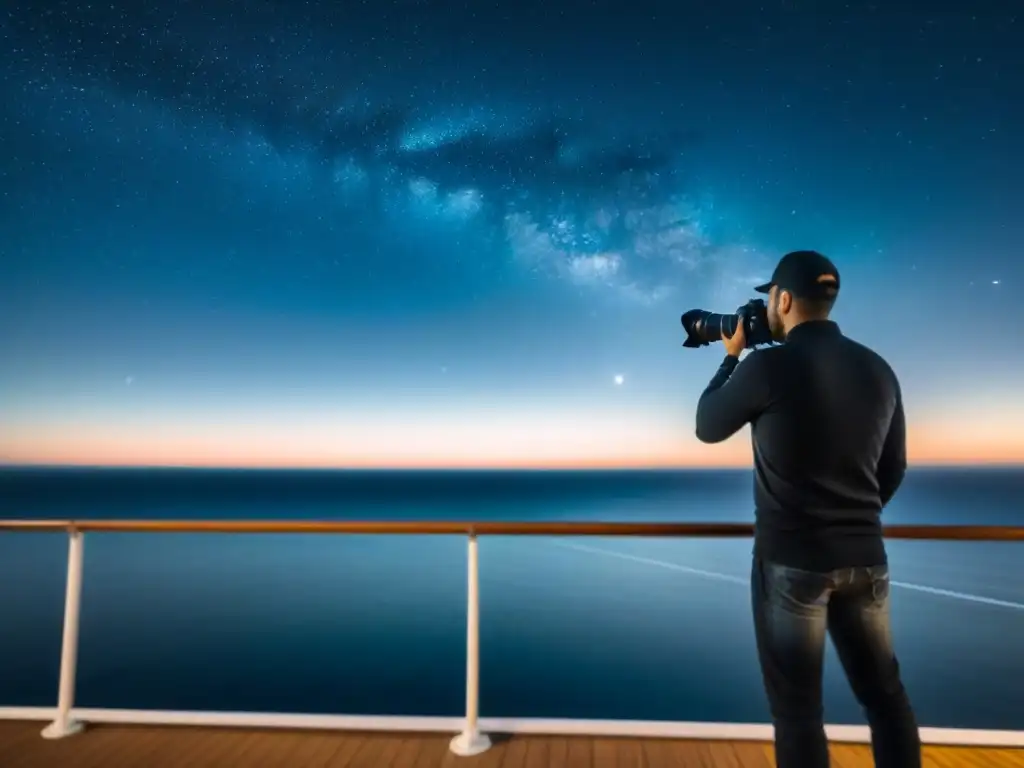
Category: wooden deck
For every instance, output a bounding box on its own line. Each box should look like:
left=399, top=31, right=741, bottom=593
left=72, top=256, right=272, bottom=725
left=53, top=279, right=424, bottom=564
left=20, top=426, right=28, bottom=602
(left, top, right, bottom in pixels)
left=1, top=722, right=1022, bottom=767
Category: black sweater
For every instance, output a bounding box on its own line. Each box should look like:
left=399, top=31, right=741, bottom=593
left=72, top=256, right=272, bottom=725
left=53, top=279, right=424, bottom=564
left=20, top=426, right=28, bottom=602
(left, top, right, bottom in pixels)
left=695, top=320, right=906, bottom=571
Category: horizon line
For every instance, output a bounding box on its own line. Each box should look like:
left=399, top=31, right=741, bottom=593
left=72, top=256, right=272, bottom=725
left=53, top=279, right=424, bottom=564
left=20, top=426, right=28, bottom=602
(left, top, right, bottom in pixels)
left=2, top=461, right=1022, bottom=472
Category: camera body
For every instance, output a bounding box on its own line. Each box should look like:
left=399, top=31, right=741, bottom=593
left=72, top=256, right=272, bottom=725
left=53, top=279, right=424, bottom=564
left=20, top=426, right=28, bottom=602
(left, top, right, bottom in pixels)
left=680, top=298, right=775, bottom=349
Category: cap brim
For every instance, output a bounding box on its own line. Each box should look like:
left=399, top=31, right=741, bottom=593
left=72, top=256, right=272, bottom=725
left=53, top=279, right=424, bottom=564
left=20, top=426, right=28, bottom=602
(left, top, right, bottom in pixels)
left=754, top=282, right=773, bottom=294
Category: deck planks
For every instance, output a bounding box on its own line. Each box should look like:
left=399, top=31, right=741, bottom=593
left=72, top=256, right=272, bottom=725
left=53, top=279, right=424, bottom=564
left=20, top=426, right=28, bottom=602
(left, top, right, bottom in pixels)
left=0, top=721, right=1022, bottom=767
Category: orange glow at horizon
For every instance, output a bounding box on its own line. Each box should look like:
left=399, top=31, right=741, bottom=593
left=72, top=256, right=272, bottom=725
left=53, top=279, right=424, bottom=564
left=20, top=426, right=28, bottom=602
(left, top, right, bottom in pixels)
left=2, top=419, right=1021, bottom=469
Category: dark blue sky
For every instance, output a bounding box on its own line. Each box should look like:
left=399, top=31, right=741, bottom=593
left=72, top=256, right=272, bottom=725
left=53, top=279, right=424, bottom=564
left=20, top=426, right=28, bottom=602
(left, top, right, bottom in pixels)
left=1, top=1, right=1021, bottom=466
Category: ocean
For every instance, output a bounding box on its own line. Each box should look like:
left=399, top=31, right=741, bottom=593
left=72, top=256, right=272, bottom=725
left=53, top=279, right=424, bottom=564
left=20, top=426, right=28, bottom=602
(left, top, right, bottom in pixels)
left=1, top=467, right=1023, bottom=731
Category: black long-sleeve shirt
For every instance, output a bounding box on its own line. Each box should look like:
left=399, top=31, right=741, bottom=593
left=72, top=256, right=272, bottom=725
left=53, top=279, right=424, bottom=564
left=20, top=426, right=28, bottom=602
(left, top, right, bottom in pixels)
left=695, top=320, right=906, bottom=571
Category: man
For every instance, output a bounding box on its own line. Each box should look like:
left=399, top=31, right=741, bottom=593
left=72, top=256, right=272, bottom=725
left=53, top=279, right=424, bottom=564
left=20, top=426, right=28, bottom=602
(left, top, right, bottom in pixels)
left=694, top=250, right=921, bottom=768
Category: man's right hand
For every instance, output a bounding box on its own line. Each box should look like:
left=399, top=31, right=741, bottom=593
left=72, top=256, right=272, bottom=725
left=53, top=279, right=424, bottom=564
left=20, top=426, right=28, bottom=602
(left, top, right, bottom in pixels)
left=722, top=321, right=746, bottom=358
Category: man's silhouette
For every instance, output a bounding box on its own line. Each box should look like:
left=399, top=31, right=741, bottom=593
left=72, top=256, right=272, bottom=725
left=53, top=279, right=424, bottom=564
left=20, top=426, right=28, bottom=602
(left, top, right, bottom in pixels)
left=695, top=250, right=921, bottom=768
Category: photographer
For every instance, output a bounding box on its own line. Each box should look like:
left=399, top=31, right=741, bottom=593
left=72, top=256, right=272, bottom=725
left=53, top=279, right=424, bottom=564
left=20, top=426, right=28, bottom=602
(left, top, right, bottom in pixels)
left=693, top=250, right=921, bottom=768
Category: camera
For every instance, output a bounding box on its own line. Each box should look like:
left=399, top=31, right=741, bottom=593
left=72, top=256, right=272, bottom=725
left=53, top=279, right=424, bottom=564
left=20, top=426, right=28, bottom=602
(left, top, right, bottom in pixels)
left=680, top=298, right=776, bottom=349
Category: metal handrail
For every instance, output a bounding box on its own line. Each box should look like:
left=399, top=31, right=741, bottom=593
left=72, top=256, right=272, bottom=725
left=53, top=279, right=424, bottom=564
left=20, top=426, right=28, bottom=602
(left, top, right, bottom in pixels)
left=2, top=519, right=1024, bottom=539
left=3, top=518, right=1023, bottom=755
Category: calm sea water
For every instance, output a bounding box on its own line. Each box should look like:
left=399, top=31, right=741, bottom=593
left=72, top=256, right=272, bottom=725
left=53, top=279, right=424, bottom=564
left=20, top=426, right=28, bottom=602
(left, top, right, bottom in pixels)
left=1, top=467, right=1023, bottom=730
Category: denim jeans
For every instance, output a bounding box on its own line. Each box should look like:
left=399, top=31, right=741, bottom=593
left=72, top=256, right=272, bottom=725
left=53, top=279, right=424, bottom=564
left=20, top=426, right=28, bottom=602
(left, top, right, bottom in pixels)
left=751, top=558, right=921, bottom=768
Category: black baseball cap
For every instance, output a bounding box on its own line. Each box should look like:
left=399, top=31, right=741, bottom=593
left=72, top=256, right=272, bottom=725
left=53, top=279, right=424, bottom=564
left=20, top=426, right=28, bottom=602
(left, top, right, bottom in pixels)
left=754, top=250, right=840, bottom=300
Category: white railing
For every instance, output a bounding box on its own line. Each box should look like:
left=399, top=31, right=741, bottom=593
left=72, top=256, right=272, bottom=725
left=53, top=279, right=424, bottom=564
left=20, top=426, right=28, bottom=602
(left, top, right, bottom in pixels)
left=2, top=519, right=1023, bottom=754
left=44, top=529, right=85, bottom=740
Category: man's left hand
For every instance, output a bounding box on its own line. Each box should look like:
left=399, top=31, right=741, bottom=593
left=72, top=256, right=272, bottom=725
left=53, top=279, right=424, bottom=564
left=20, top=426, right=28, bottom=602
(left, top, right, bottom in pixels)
left=722, top=321, right=746, bottom=358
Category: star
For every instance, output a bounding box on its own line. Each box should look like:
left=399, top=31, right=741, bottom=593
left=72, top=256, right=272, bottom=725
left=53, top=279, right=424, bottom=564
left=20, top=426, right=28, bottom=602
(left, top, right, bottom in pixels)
left=614, top=374, right=625, bottom=386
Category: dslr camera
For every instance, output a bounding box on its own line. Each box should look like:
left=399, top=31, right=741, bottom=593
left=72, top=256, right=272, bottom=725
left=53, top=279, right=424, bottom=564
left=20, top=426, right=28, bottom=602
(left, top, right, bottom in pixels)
left=680, top=299, right=775, bottom=350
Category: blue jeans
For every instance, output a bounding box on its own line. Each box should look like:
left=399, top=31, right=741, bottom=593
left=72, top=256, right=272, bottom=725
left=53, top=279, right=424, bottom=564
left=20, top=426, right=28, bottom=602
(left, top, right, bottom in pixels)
left=751, top=558, right=921, bottom=768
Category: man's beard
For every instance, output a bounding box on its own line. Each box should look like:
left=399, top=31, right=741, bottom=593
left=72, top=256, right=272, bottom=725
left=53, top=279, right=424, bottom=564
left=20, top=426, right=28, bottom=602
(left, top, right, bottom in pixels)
left=767, top=300, right=785, bottom=340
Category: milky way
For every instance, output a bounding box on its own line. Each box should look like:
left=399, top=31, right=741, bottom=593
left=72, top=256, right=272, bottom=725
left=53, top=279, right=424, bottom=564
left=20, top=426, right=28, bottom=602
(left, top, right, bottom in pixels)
left=1, top=1, right=1022, bottom=465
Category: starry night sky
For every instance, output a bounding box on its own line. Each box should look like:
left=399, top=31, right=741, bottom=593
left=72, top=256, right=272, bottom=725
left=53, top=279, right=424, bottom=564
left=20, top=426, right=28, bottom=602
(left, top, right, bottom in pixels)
left=1, top=1, right=1021, bottom=467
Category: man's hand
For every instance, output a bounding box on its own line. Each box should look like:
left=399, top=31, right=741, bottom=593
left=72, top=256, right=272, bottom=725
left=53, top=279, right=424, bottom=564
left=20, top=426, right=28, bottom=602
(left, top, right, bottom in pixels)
left=722, top=321, right=746, bottom=358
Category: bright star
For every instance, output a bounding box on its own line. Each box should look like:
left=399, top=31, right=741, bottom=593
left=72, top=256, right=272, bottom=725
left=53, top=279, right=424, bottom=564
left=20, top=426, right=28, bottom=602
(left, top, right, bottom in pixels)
left=614, top=374, right=624, bottom=386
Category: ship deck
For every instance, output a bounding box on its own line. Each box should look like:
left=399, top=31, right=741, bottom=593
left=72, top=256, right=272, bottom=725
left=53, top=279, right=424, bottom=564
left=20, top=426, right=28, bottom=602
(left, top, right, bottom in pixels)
left=2, top=722, right=1023, bottom=768
left=4, top=520, right=1024, bottom=767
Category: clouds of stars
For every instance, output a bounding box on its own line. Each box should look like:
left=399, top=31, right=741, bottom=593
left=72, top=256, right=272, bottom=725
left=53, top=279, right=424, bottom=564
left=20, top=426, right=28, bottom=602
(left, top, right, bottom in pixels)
left=3, top=1, right=774, bottom=306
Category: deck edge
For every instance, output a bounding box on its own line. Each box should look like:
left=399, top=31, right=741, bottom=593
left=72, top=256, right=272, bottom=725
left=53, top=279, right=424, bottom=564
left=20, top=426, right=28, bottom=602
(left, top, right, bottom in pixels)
left=1, top=707, right=1021, bottom=748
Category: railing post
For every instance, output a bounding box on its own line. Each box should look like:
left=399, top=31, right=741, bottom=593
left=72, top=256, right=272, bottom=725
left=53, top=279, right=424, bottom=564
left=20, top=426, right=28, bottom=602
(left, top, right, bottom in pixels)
left=449, top=533, right=491, bottom=757
left=42, top=529, right=85, bottom=739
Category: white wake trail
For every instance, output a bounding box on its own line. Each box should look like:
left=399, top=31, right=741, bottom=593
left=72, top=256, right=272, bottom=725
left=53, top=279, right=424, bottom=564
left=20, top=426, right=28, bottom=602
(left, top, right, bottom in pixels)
left=551, top=541, right=1024, bottom=611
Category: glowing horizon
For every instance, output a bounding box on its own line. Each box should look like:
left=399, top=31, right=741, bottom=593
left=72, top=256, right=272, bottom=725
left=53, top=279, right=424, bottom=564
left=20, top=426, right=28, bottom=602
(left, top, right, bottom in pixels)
left=3, top=4, right=1021, bottom=470
left=3, top=460, right=1022, bottom=470
left=3, top=421, right=1021, bottom=469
